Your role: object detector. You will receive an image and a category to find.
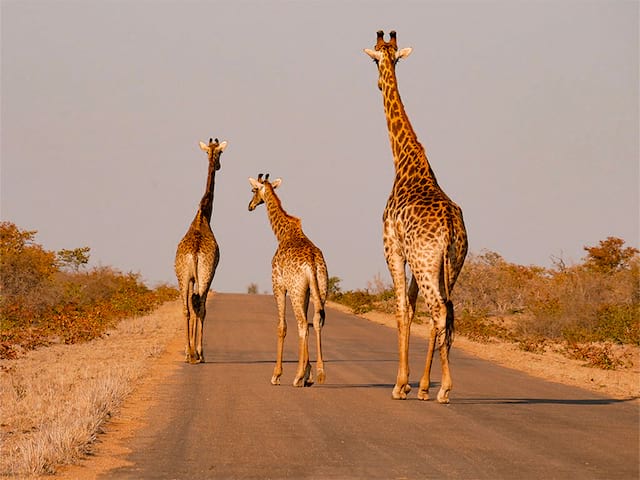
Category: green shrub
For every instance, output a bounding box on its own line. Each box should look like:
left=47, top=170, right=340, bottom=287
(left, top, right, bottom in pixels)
left=332, top=290, right=375, bottom=314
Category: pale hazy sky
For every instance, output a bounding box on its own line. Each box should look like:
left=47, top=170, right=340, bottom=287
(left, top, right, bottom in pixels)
left=2, top=0, right=638, bottom=293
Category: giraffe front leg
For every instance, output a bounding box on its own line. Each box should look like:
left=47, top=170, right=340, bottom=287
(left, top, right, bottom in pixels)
left=272, top=289, right=287, bottom=385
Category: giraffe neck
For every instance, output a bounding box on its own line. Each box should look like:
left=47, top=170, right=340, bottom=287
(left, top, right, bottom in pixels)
left=263, top=184, right=302, bottom=243
left=198, top=164, right=216, bottom=223
left=380, top=62, right=437, bottom=184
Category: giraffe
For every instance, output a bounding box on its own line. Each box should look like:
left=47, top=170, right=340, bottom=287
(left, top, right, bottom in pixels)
left=364, top=31, right=468, bottom=403
left=174, top=138, right=228, bottom=364
left=248, top=174, right=328, bottom=387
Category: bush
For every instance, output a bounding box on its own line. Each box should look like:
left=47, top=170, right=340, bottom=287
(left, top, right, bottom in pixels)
left=331, top=237, right=639, bottom=369
left=0, top=222, right=179, bottom=359
left=332, top=290, right=376, bottom=314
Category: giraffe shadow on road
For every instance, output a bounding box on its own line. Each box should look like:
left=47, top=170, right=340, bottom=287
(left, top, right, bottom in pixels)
left=454, top=397, right=639, bottom=406
left=321, top=383, right=396, bottom=390
left=321, top=381, right=427, bottom=390
left=202, top=359, right=296, bottom=365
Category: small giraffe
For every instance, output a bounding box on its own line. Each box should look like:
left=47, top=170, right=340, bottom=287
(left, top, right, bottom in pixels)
left=175, top=138, right=228, bottom=364
left=365, top=31, right=468, bottom=402
left=248, top=174, right=328, bottom=387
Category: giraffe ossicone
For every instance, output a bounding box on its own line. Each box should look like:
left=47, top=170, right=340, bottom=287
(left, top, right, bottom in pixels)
left=365, top=30, right=468, bottom=403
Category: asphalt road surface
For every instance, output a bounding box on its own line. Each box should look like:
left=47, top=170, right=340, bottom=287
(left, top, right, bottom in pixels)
left=104, top=293, right=639, bottom=479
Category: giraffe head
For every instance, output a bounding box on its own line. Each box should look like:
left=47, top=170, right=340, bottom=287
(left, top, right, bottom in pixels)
left=248, top=173, right=282, bottom=211
left=199, top=137, right=228, bottom=171
left=364, top=30, right=412, bottom=90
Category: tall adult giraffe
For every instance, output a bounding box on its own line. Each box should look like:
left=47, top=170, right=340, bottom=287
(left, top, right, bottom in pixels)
left=365, top=31, right=468, bottom=402
left=175, top=138, right=228, bottom=364
left=248, top=174, right=328, bottom=387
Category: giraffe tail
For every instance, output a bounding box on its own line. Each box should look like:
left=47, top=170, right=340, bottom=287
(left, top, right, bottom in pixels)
left=309, top=264, right=327, bottom=327
left=187, top=254, right=201, bottom=313
left=442, top=250, right=455, bottom=351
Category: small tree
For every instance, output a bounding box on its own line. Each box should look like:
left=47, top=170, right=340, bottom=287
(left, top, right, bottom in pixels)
left=247, top=283, right=258, bottom=294
left=0, top=222, right=57, bottom=300
left=327, top=276, right=342, bottom=298
left=57, top=247, right=91, bottom=272
left=583, top=237, right=639, bottom=273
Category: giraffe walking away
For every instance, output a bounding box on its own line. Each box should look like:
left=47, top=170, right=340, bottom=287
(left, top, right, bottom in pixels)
left=364, top=31, right=468, bottom=402
left=248, top=174, right=328, bottom=387
left=175, top=138, right=228, bottom=364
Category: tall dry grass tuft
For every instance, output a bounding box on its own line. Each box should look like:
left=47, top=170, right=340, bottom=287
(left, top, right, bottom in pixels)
left=0, top=300, right=182, bottom=477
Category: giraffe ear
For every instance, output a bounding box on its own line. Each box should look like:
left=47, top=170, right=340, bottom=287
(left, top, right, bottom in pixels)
left=395, top=47, right=413, bottom=61
left=199, top=141, right=209, bottom=152
left=271, top=178, right=282, bottom=189
left=364, top=49, right=382, bottom=61
left=217, top=141, right=228, bottom=152
left=248, top=177, right=260, bottom=189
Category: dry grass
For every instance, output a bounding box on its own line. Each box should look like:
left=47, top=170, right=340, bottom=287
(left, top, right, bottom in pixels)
left=0, top=300, right=182, bottom=477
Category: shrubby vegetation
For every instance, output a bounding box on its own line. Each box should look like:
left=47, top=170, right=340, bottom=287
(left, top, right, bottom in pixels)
left=330, top=237, right=639, bottom=369
left=0, top=222, right=178, bottom=359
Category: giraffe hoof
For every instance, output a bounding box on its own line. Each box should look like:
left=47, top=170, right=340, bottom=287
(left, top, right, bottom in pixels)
left=293, top=377, right=304, bottom=387
left=271, top=376, right=281, bottom=385
left=392, top=384, right=409, bottom=400
left=437, top=388, right=450, bottom=404
left=316, top=370, right=326, bottom=384
left=417, top=389, right=429, bottom=401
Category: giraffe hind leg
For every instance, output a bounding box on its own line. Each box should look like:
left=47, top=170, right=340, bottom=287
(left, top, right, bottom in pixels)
left=194, top=292, right=207, bottom=363
left=292, top=290, right=312, bottom=387
left=181, top=288, right=191, bottom=363
left=271, top=288, right=287, bottom=385
left=387, top=252, right=412, bottom=400
left=313, top=306, right=326, bottom=384
left=436, top=299, right=455, bottom=403
left=185, top=281, right=199, bottom=363
left=417, top=287, right=452, bottom=403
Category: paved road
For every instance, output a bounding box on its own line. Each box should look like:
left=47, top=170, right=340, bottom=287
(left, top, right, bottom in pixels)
left=104, top=293, right=638, bottom=479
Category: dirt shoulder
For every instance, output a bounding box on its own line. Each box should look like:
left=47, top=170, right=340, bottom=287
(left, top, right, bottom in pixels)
left=326, top=301, right=640, bottom=401
left=47, top=305, right=184, bottom=480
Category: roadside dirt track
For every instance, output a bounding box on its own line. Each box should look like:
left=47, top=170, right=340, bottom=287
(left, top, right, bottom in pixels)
left=67, top=293, right=639, bottom=479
